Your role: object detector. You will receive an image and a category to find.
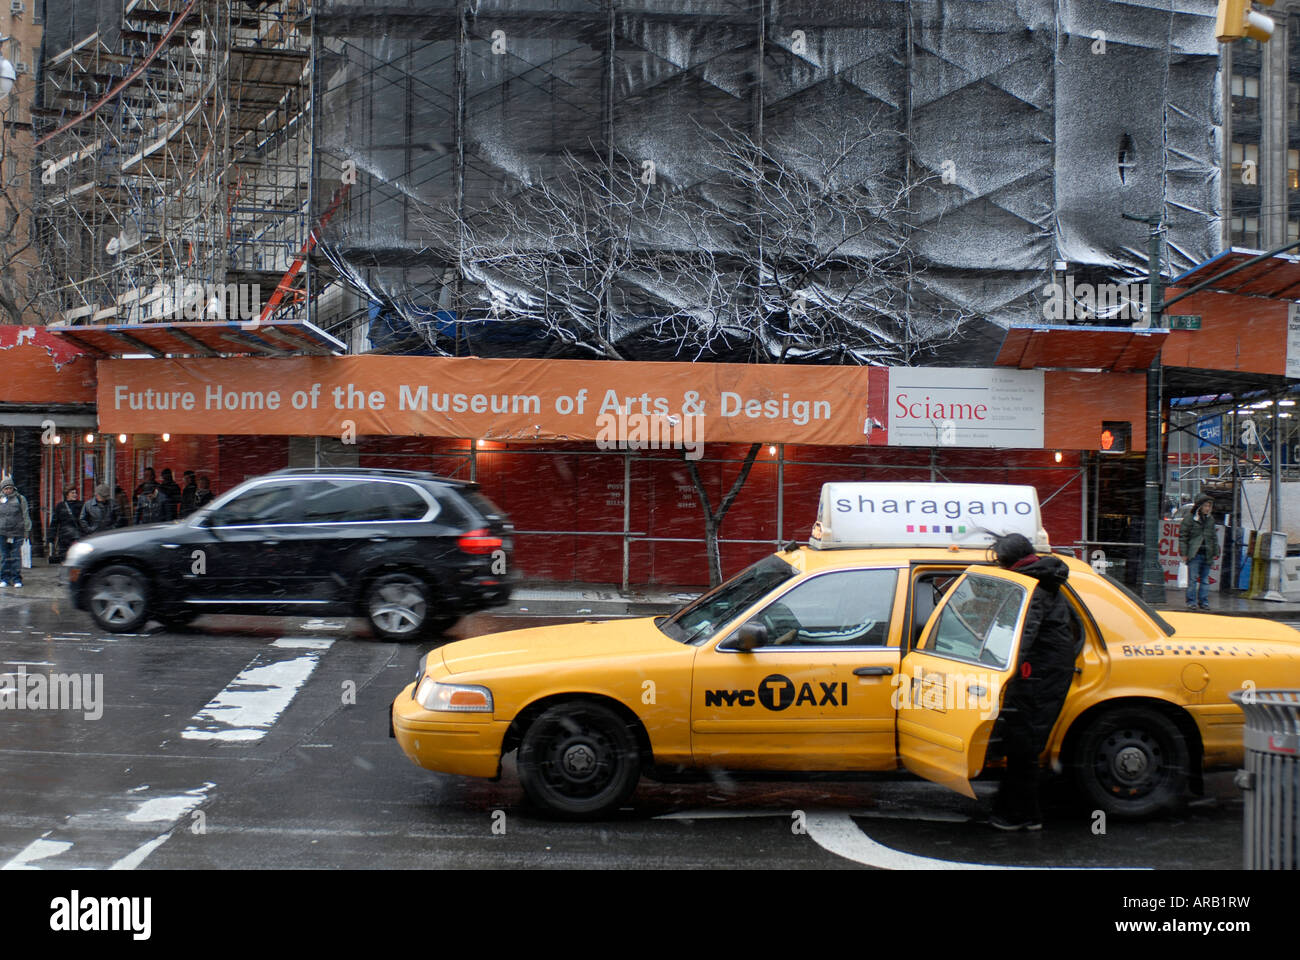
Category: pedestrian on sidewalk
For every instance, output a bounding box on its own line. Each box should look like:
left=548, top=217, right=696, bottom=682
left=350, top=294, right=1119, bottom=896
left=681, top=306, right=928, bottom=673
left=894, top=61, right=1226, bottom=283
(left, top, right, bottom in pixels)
left=48, top=484, right=84, bottom=563
left=134, top=482, right=170, bottom=526
left=1179, top=494, right=1219, bottom=611
left=80, top=484, right=122, bottom=535
left=986, top=532, right=1077, bottom=832
left=194, top=475, right=214, bottom=509
left=0, top=475, right=32, bottom=589
left=159, top=468, right=182, bottom=520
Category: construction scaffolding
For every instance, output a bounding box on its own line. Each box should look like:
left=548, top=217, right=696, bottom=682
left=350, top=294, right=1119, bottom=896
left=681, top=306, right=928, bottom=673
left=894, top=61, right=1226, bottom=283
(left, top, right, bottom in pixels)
left=32, top=0, right=314, bottom=329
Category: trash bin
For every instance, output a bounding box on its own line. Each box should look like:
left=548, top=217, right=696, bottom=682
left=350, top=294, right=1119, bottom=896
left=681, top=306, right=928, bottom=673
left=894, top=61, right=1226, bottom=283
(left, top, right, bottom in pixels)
left=1229, top=689, right=1300, bottom=870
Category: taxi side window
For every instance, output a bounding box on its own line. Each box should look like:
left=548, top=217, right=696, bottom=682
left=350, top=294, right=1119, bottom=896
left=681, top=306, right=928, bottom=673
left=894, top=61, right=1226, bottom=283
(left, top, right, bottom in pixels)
left=923, top=575, right=1026, bottom=668
left=743, top=569, right=898, bottom=648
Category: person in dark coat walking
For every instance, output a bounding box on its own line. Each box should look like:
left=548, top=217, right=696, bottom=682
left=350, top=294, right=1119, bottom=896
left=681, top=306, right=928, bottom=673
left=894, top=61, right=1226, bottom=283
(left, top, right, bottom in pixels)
left=159, top=468, right=183, bottom=520
left=987, top=532, right=1078, bottom=831
left=48, top=484, right=84, bottom=563
left=179, top=470, right=198, bottom=517
left=81, top=484, right=122, bottom=534
left=194, top=475, right=214, bottom=510
left=134, top=482, right=171, bottom=525
left=1179, top=493, right=1219, bottom=610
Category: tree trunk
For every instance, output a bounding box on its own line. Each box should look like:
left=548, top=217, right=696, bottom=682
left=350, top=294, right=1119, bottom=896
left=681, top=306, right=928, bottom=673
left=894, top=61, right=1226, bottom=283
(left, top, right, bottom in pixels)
left=689, top=442, right=762, bottom=587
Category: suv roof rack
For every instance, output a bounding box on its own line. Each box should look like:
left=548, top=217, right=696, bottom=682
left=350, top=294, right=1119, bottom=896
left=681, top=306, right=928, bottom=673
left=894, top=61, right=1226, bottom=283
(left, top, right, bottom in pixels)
left=268, top=467, right=475, bottom=486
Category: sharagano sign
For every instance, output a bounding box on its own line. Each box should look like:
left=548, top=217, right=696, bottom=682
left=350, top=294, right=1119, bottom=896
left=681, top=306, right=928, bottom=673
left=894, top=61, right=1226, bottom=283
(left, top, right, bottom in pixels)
left=96, top=355, right=880, bottom=446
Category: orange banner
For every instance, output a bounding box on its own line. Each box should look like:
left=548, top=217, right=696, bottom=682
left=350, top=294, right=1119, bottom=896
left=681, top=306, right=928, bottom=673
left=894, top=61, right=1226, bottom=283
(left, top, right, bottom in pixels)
left=97, top=356, right=878, bottom=446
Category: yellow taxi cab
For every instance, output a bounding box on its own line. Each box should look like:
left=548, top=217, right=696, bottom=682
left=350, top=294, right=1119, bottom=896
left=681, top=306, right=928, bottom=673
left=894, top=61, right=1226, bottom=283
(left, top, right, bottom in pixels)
left=391, top=482, right=1300, bottom=819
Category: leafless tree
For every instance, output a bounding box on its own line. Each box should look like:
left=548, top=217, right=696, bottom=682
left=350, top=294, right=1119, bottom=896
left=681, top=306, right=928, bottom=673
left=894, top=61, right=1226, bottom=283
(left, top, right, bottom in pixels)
left=0, top=94, right=45, bottom=326
left=420, top=108, right=968, bottom=365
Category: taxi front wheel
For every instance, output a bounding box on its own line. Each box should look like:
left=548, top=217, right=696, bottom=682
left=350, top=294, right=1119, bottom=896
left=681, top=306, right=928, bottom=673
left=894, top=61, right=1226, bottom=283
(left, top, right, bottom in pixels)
left=1074, top=707, right=1189, bottom=819
left=517, top=702, right=640, bottom=819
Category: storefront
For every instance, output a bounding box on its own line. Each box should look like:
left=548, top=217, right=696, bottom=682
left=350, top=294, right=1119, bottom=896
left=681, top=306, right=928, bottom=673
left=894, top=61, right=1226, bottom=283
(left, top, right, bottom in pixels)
left=74, top=345, right=1153, bottom=587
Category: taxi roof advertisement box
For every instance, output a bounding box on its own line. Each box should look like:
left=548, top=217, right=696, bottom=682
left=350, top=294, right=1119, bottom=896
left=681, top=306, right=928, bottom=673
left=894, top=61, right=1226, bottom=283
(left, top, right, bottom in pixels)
left=812, top=482, right=1050, bottom=552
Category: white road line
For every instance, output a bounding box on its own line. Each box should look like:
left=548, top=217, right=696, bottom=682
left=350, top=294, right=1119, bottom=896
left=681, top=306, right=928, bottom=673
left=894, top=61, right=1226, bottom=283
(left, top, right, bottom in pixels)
left=803, top=812, right=1147, bottom=870
left=1, top=835, right=74, bottom=870
left=110, top=831, right=172, bottom=871
left=181, top=639, right=333, bottom=742
left=125, top=783, right=214, bottom=823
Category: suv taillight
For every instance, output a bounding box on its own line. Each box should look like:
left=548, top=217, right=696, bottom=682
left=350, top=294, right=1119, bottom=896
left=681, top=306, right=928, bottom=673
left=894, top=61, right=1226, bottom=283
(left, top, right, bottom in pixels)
left=458, top=528, right=503, bottom=555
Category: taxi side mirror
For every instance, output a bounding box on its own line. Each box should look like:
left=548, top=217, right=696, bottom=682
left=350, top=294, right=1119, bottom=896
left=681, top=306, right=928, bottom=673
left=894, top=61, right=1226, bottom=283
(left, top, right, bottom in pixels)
left=734, top=622, right=768, bottom=652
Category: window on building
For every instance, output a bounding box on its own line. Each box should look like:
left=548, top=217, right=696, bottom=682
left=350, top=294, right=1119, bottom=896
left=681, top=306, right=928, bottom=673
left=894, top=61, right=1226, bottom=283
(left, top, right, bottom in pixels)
left=1291, top=150, right=1300, bottom=191
left=1232, top=215, right=1261, bottom=247
left=1289, top=221, right=1300, bottom=243
left=1232, top=74, right=1260, bottom=98
left=1233, top=142, right=1261, bottom=184
left=1291, top=83, right=1300, bottom=124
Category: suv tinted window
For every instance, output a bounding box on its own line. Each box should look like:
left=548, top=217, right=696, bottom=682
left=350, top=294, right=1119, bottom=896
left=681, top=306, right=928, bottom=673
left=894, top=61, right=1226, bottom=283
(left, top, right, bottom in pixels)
left=213, top=481, right=303, bottom=526
left=362, top=481, right=433, bottom=521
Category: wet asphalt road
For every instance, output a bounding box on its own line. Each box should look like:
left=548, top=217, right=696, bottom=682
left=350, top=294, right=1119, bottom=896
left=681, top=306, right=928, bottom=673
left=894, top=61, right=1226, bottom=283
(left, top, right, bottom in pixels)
left=0, top=598, right=1248, bottom=870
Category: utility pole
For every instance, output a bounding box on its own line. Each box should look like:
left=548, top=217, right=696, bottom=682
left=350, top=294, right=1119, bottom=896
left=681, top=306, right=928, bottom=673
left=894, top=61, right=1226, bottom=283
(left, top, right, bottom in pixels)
left=1124, top=213, right=1168, bottom=603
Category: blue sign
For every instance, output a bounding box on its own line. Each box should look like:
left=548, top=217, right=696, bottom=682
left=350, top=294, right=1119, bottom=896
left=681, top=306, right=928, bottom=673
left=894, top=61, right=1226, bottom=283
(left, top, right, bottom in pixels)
left=1196, top=415, right=1222, bottom=449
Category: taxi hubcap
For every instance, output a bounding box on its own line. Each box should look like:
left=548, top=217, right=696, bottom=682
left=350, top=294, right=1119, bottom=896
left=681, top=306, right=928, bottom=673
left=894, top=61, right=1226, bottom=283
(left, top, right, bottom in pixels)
left=1097, top=726, right=1164, bottom=794
left=562, top=743, right=597, bottom=778
left=1114, top=746, right=1148, bottom=779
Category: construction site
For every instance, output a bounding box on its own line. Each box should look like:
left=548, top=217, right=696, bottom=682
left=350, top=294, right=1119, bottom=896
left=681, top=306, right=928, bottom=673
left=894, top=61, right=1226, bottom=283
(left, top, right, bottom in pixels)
left=33, top=0, right=324, bottom=334
left=30, top=0, right=1224, bottom=363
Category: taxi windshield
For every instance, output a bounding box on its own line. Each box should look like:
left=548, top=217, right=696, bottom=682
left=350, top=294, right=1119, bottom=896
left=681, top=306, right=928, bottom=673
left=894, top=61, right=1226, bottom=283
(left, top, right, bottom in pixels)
left=659, top=555, right=797, bottom=645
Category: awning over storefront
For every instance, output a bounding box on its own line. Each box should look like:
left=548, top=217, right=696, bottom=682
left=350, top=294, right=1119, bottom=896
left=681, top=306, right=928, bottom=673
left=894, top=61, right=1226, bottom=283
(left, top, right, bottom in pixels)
left=1171, top=248, right=1300, bottom=299
left=994, top=324, right=1168, bottom=372
left=46, top=320, right=345, bottom=358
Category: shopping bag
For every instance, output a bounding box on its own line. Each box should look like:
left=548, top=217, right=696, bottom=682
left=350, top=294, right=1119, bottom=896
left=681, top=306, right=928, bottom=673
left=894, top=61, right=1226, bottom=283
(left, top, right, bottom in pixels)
left=1176, top=561, right=1188, bottom=589
left=20, top=539, right=31, bottom=569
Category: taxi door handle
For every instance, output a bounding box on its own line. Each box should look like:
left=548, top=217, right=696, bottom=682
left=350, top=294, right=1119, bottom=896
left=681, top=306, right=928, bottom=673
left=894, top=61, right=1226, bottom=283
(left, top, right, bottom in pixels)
left=853, top=666, right=893, bottom=676
left=969, top=685, right=987, bottom=698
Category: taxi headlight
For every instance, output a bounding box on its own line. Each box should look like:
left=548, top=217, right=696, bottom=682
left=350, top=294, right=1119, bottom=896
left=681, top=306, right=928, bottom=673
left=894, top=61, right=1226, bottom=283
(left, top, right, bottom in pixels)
left=415, top=679, right=493, bottom=713
left=64, top=542, right=94, bottom=567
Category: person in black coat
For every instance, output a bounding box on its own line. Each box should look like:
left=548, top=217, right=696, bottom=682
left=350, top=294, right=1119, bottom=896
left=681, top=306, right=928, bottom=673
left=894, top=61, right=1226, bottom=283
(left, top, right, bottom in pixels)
left=987, top=532, right=1078, bottom=831
left=159, top=468, right=183, bottom=520
left=81, top=484, right=122, bottom=534
left=48, top=484, right=84, bottom=563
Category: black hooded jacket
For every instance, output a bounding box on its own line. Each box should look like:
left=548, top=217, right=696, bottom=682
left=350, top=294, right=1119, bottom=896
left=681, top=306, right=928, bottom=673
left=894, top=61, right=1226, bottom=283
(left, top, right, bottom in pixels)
left=1009, top=554, right=1077, bottom=671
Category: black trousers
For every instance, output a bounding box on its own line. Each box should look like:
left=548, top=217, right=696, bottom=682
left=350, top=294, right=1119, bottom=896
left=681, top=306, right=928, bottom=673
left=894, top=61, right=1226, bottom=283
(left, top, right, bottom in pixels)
left=992, top=662, right=1075, bottom=822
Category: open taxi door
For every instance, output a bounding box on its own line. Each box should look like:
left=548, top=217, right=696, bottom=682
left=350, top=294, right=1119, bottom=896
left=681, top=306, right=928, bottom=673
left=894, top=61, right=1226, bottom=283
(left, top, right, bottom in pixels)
left=896, top=566, right=1038, bottom=798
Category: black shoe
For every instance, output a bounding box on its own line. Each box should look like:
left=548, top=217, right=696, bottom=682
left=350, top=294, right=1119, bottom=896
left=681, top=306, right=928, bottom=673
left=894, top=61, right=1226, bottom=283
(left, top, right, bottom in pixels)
left=1186, top=602, right=1198, bottom=610
left=1199, top=604, right=1211, bottom=611
left=990, top=814, right=1042, bottom=832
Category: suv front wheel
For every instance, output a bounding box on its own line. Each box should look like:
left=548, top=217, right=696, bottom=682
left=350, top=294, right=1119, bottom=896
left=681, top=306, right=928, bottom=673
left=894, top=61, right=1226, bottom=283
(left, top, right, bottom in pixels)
left=366, top=572, right=431, bottom=641
left=87, top=564, right=151, bottom=633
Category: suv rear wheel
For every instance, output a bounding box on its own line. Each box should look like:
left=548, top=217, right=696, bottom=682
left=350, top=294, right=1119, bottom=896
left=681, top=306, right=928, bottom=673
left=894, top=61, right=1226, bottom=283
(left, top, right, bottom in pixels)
left=87, top=564, right=151, bottom=633
left=366, top=572, right=431, bottom=641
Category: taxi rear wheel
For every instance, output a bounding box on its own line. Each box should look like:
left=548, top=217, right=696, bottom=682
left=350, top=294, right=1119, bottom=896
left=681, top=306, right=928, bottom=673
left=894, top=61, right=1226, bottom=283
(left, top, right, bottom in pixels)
left=517, top=702, right=640, bottom=819
left=1074, top=707, right=1188, bottom=819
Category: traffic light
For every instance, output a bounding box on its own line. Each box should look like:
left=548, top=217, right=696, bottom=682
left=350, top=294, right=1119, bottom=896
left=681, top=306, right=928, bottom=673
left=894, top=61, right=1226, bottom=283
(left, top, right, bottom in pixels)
left=1215, top=0, right=1274, bottom=42
left=1100, top=421, right=1131, bottom=454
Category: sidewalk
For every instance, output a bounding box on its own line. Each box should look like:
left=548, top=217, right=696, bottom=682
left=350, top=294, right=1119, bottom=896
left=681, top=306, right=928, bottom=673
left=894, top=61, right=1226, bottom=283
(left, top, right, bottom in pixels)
left=6, top=562, right=1300, bottom=621
left=0, top=564, right=693, bottom=617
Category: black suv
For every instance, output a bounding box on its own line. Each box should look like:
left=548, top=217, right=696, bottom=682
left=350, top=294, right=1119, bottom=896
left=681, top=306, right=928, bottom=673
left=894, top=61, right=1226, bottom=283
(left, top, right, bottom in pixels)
left=63, top=468, right=515, bottom=640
